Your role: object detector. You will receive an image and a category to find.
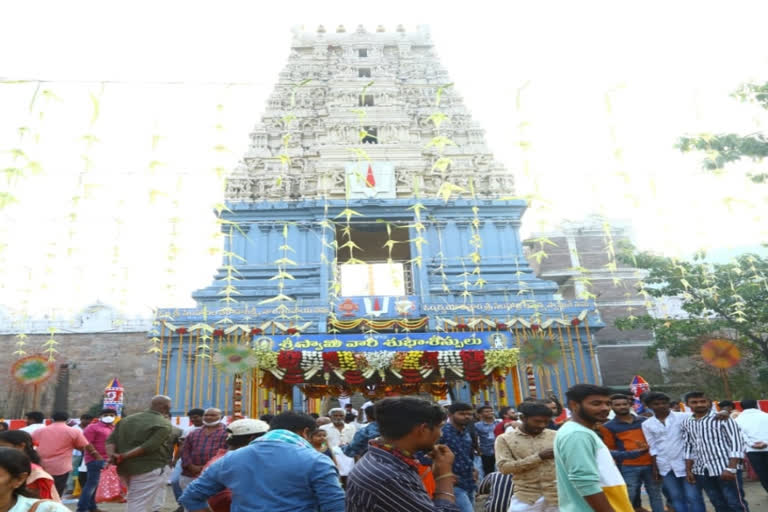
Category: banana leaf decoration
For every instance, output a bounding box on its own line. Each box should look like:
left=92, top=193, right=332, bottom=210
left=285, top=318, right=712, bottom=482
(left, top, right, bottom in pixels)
left=213, top=345, right=258, bottom=375
left=520, top=335, right=561, bottom=367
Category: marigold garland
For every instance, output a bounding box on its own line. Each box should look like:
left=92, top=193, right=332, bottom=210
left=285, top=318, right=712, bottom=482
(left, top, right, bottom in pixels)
left=253, top=347, right=278, bottom=372
left=338, top=351, right=356, bottom=370
left=402, top=350, right=424, bottom=369
left=248, top=348, right=521, bottom=391
left=482, top=349, right=520, bottom=374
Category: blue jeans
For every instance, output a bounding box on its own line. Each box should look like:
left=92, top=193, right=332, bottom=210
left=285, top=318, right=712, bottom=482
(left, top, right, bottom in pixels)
left=453, top=487, right=474, bottom=512
left=76, top=460, right=104, bottom=512
left=695, top=469, right=750, bottom=512
left=619, top=465, right=664, bottom=512
left=661, top=471, right=705, bottom=512
left=170, top=462, right=183, bottom=502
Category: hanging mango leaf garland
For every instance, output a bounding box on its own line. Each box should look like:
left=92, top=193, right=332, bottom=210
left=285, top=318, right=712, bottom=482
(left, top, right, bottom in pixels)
left=520, top=335, right=562, bottom=367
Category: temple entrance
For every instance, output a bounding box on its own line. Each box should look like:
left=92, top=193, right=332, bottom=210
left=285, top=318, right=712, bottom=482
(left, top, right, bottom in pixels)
left=335, top=222, right=413, bottom=296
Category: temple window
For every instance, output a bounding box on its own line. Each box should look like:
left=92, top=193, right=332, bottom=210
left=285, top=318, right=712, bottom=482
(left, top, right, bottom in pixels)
left=359, top=94, right=374, bottom=107
left=358, top=48, right=368, bottom=57
left=362, top=127, right=378, bottom=144
left=358, top=67, right=371, bottom=78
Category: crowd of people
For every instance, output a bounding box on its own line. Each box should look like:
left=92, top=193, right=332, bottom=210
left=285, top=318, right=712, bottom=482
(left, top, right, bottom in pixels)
left=0, top=384, right=765, bottom=512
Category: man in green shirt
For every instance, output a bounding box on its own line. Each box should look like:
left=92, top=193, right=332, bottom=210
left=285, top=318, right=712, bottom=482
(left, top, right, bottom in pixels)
left=106, top=395, right=173, bottom=512
left=554, top=384, right=633, bottom=512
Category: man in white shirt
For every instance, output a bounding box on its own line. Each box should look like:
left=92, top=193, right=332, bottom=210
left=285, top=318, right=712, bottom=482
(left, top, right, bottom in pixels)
left=641, top=392, right=706, bottom=512
left=321, top=408, right=357, bottom=481
left=359, top=400, right=374, bottom=423
left=20, top=411, right=46, bottom=434
left=735, top=399, right=768, bottom=493
left=321, top=408, right=357, bottom=449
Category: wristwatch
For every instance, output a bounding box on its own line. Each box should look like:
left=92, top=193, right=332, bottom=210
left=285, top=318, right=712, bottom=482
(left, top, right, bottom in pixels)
left=724, top=467, right=737, bottom=474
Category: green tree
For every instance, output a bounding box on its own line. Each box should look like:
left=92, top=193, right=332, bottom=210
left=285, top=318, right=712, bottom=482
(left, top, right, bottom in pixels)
left=615, top=249, right=768, bottom=368
left=677, top=81, right=768, bottom=184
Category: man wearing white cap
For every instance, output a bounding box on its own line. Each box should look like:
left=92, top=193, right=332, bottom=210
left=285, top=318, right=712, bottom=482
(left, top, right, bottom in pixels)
left=225, top=419, right=270, bottom=449
left=321, top=408, right=357, bottom=483
left=182, top=418, right=270, bottom=512
left=321, top=408, right=356, bottom=450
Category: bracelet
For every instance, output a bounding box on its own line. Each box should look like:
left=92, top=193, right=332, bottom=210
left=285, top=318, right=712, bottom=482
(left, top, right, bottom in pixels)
left=434, top=491, right=455, bottom=499
left=434, top=473, right=455, bottom=481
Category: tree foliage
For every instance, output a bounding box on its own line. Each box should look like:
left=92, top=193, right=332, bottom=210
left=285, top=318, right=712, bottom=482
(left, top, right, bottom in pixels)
left=615, top=247, right=768, bottom=367
left=677, top=81, right=768, bottom=184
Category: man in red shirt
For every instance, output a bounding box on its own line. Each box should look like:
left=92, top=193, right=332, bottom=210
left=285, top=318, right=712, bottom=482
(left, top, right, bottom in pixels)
left=493, top=407, right=520, bottom=437
left=32, top=411, right=102, bottom=497
left=179, top=408, right=228, bottom=491
left=601, top=394, right=663, bottom=512
left=77, top=409, right=116, bottom=512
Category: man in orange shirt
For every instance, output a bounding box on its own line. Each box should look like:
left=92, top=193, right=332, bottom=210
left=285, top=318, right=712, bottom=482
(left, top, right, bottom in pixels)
left=32, top=411, right=102, bottom=497
left=601, top=394, right=664, bottom=512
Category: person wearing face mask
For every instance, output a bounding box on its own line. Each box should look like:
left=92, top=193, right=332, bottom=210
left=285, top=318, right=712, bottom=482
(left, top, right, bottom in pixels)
left=179, top=409, right=227, bottom=493
left=106, top=395, right=173, bottom=512
left=76, top=409, right=116, bottom=512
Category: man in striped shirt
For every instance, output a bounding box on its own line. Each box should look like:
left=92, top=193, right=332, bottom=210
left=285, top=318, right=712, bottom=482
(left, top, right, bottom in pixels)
left=346, top=397, right=460, bottom=512
left=476, top=471, right=514, bottom=512
left=681, top=391, right=750, bottom=512
left=179, top=408, right=228, bottom=491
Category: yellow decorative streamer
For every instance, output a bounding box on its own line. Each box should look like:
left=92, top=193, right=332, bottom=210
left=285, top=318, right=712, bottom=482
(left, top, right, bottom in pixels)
left=175, top=332, right=183, bottom=411
left=185, top=333, right=194, bottom=413
left=156, top=323, right=165, bottom=395
left=191, top=331, right=200, bottom=408
left=558, top=324, right=579, bottom=382
left=569, top=324, right=588, bottom=381
left=584, top=317, right=599, bottom=383
left=164, top=330, right=172, bottom=395
left=549, top=326, right=571, bottom=387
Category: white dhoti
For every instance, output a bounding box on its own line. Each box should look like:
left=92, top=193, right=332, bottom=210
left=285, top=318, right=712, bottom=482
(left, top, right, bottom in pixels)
left=124, top=466, right=169, bottom=512
left=507, top=495, right=558, bottom=512
left=332, top=447, right=355, bottom=477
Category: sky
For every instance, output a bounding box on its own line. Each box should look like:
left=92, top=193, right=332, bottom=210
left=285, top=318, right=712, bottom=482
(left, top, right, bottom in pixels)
left=1, top=0, right=767, bottom=318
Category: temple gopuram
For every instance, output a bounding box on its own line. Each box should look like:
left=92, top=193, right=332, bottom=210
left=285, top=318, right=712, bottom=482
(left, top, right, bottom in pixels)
left=153, top=24, right=602, bottom=416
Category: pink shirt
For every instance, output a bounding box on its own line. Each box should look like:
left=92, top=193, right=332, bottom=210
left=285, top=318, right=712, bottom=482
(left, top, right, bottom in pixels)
left=83, top=421, right=113, bottom=462
left=32, top=422, right=89, bottom=475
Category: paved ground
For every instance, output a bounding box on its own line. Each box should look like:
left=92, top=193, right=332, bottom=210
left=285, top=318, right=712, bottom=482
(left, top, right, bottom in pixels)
left=477, top=481, right=767, bottom=511
left=64, top=480, right=766, bottom=511
left=639, top=480, right=765, bottom=511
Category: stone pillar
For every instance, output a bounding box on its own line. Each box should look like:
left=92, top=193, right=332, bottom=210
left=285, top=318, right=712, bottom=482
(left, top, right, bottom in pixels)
left=454, top=219, right=472, bottom=257
left=493, top=220, right=508, bottom=260
left=257, top=224, right=272, bottom=264
left=297, top=223, right=311, bottom=264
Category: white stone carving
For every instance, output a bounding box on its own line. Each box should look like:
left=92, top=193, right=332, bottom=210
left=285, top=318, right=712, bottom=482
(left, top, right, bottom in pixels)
left=0, top=302, right=152, bottom=335
left=225, top=25, right=515, bottom=202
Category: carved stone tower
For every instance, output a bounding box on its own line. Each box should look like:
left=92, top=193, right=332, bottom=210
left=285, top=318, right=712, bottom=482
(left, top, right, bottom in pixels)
left=156, top=25, right=602, bottom=414
left=224, top=24, right=515, bottom=203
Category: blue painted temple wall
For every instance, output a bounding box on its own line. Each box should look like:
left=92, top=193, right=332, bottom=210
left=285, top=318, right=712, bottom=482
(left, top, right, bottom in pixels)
left=157, top=198, right=602, bottom=413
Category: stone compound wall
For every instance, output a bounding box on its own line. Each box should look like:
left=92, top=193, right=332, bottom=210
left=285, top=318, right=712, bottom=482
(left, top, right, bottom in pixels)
left=0, top=304, right=156, bottom=418
left=0, top=332, right=158, bottom=418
